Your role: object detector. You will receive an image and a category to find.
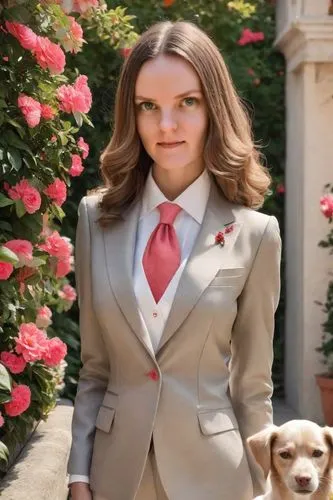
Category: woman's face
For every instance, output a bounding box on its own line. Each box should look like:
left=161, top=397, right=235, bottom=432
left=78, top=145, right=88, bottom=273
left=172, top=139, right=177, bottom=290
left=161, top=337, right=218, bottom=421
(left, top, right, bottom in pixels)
left=134, top=54, right=208, bottom=176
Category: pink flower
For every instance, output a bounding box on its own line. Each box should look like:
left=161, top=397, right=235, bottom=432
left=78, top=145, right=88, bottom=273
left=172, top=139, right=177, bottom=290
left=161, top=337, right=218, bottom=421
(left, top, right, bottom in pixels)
left=43, top=179, right=67, bottom=207
left=215, top=231, right=225, bottom=247
left=36, top=305, right=53, bottom=329
left=56, top=257, right=71, bottom=277
left=56, top=74, right=92, bottom=114
left=41, top=104, right=56, bottom=120
left=77, top=136, right=89, bottom=159
left=3, top=239, right=33, bottom=266
left=0, top=352, right=27, bottom=374
left=34, top=36, right=66, bottom=74
left=0, top=262, right=14, bottom=280
left=4, top=385, right=31, bottom=417
left=120, top=47, right=132, bottom=58
left=5, top=21, right=37, bottom=51
left=69, top=154, right=84, bottom=177
left=15, top=323, right=48, bottom=362
left=58, top=283, right=77, bottom=303
left=50, top=135, right=57, bottom=143
left=320, top=194, right=333, bottom=219
left=56, top=16, right=84, bottom=53
left=72, top=0, right=99, bottom=13
left=42, top=337, right=67, bottom=367
left=237, top=28, right=265, bottom=46
left=0, top=412, right=4, bottom=427
left=276, top=183, right=285, bottom=195
left=225, top=224, right=234, bottom=234
left=18, top=94, right=42, bottom=128
left=39, top=231, right=72, bottom=260
left=7, top=179, right=41, bottom=214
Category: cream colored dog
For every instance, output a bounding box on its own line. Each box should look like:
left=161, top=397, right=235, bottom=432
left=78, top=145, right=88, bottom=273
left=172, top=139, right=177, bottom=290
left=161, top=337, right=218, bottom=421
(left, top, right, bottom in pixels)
left=247, top=420, right=333, bottom=500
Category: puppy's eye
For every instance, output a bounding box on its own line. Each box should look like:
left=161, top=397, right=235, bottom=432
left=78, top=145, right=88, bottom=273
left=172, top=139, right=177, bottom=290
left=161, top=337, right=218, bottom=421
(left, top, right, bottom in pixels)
left=279, top=451, right=292, bottom=459
left=312, top=449, right=324, bottom=458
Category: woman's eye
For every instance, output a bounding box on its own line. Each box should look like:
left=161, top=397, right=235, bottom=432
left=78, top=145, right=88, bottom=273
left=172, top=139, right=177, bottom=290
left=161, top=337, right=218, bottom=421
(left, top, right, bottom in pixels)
left=312, top=449, right=324, bottom=458
left=138, top=102, right=156, bottom=111
left=279, top=451, right=292, bottom=459
left=182, top=97, right=198, bottom=107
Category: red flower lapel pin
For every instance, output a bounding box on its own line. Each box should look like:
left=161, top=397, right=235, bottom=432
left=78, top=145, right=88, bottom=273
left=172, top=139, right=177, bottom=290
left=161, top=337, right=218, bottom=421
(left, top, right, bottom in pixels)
left=215, top=223, right=235, bottom=247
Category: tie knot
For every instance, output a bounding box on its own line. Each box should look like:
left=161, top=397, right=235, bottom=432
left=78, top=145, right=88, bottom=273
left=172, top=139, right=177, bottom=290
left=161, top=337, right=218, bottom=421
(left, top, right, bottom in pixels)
left=158, top=202, right=181, bottom=225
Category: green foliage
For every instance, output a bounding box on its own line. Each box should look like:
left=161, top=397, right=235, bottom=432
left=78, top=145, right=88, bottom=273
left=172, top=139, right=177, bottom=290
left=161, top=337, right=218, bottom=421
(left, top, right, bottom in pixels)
left=316, top=184, right=333, bottom=375
left=0, top=0, right=137, bottom=465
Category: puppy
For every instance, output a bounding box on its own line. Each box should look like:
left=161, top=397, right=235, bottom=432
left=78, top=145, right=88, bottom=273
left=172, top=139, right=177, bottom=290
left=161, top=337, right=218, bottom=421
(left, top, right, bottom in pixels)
left=247, top=420, right=333, bottom=500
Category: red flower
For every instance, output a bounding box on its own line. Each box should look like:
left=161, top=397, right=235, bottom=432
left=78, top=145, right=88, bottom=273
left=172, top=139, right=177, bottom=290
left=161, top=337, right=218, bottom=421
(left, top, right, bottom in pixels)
left=225, top=224, right=234, bottom=234
left=215, top=231, right=225, bottom=247
left=163, top=0, right=175, bottom=6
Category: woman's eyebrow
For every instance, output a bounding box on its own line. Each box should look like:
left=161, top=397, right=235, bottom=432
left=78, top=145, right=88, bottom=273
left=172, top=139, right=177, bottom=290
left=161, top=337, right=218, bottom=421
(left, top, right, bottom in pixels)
left=135, top=89, right=202, bottom=101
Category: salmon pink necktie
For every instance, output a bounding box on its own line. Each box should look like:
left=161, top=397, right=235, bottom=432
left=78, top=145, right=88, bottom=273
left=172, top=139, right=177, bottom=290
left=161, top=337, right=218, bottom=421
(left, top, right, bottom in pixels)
left=143, top=202, right=182, bottom=303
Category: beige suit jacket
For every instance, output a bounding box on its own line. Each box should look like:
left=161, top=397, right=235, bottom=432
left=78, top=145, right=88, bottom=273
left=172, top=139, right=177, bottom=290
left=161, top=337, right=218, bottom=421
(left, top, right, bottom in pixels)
left=67, top=181, right=282, bottom=500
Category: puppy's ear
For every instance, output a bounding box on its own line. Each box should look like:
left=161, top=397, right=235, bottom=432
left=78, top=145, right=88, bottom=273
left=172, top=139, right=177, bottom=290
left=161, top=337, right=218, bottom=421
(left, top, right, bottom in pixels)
left=247, top=426, right=278, bottom=479
left=323, top=426, right=333, bottom=467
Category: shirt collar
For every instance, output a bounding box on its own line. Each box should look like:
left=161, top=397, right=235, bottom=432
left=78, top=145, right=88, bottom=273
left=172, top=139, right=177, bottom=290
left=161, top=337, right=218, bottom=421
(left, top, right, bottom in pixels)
left=140, top=168, right=211, bottom=224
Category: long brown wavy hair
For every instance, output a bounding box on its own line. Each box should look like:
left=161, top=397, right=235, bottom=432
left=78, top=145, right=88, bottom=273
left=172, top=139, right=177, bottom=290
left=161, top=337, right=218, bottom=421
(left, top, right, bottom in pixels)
left=95, top=21, right=272, bottom=227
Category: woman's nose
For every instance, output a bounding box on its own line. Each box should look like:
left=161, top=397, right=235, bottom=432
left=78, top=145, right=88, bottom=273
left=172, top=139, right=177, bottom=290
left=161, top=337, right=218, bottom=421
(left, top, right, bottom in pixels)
left=159, top=110, right=178, bottom=132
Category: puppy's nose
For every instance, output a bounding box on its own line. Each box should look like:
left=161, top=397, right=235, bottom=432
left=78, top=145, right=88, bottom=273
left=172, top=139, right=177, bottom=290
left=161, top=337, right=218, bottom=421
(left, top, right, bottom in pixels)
left=295, top=475, right=311, bottom=488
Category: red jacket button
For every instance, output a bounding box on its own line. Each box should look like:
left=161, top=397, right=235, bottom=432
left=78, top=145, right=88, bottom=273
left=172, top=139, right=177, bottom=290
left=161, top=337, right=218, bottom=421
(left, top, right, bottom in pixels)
left=146, top=369, right=159, bottom=381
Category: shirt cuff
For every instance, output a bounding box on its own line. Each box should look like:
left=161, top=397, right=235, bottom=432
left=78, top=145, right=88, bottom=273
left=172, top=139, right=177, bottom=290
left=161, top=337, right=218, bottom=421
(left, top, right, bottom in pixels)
left=68, top=474, right=90, bottom=485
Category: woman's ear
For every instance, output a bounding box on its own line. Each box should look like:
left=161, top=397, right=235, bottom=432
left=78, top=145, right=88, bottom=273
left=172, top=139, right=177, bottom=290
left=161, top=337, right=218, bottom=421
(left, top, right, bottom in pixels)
left=247, top=425, right=278, bottom=479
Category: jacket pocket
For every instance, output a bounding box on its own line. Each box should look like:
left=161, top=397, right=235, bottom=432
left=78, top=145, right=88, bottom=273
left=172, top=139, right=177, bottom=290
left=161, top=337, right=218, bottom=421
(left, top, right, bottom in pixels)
left=95, top=406, right=115, bottom=433
left=215, top=267, right=245, bottom=277
left=197, top=407, right=239, bottom=436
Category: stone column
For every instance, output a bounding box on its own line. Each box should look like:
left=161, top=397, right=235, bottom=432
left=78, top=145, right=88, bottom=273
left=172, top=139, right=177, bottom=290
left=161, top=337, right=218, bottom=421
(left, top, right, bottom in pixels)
left=274, top=0, right=333, bottom=421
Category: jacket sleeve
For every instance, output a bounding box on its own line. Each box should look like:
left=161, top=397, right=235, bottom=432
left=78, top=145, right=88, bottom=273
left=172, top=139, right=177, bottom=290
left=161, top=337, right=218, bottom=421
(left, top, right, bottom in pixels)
left=67, top=196, right=110, bottom=477
left=228, top=215, right=282, bottom=496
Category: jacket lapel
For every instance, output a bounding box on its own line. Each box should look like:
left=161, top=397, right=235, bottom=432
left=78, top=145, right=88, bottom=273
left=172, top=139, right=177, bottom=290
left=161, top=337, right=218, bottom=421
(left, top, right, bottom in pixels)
left=103, top=200, right=156, bottom=358
left=157, top=181, right=242, bottom=353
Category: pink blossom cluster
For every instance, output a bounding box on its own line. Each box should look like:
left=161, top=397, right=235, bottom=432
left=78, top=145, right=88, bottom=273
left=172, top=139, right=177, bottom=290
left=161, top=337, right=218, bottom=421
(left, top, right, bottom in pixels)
left=56, top=75, right=92, bottom=114
left=4, top=178, right=41, bottom=214
left=58, top=283, right=77, bottom=307
left=237, top=28, right=265, bottom=46
left=0, top=239, right=34, bottom=281
left=54, top=15, right=84, bottom=54
left=43, top=178, right=67, bottom=207
left=4, top=385, right=31, bottom=417
left=320, top=194, right=333, bottom=219
left=59, top=0, right=99, bottom=14
left=5, top=21, right=65, bottom=74
left=17, top=94, right=56, bottom=128
left=15, top=322, right=67, bottom=367
left=36, top=305, right=53, bottom=329
left=3, top=239, right=33, bottom=267
left=39, top=231, right=73, bottom=278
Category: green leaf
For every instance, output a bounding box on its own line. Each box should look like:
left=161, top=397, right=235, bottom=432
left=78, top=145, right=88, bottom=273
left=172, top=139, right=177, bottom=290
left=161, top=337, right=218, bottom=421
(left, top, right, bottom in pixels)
left=82, top=113, right=94, bottom=128
left=73, top=112, right=83, bottom=128
left=0, top=364, right=12, bottom=393
left=0, top=246, right=19, bottom=264
left=0, top=221, right=12, bottom=232
left=7, top=147, right=22, bottom=171
left=0, top=392, right=11, bottom=404
left=0, top=441, right=9, bottom=466
left=5, top=5, right=31, bottom=23
left=0, top=193, right=14, bottom=208
left=15, top=199, right=26, bottom=218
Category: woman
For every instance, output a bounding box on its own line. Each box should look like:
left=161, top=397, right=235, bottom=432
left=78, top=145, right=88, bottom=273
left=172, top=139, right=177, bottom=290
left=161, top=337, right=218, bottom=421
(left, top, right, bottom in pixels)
left=68, top=20, right=281, bottom=500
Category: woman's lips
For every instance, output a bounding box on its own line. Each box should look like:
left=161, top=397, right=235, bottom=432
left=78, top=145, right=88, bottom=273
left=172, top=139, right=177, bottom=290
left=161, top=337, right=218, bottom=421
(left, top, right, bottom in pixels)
left=158, top=141, right=185, bottom=149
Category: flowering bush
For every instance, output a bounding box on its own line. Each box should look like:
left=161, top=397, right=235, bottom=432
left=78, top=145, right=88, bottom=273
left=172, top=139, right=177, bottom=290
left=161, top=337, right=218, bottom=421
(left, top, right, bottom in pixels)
left=316, top=185, right=333, bottom=376
left=0, top=0, right=137, bottom=468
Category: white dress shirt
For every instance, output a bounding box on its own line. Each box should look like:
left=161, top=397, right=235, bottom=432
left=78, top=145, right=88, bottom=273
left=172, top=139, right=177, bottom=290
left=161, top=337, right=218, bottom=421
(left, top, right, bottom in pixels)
left=69, top=169, right=211, bottom=485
